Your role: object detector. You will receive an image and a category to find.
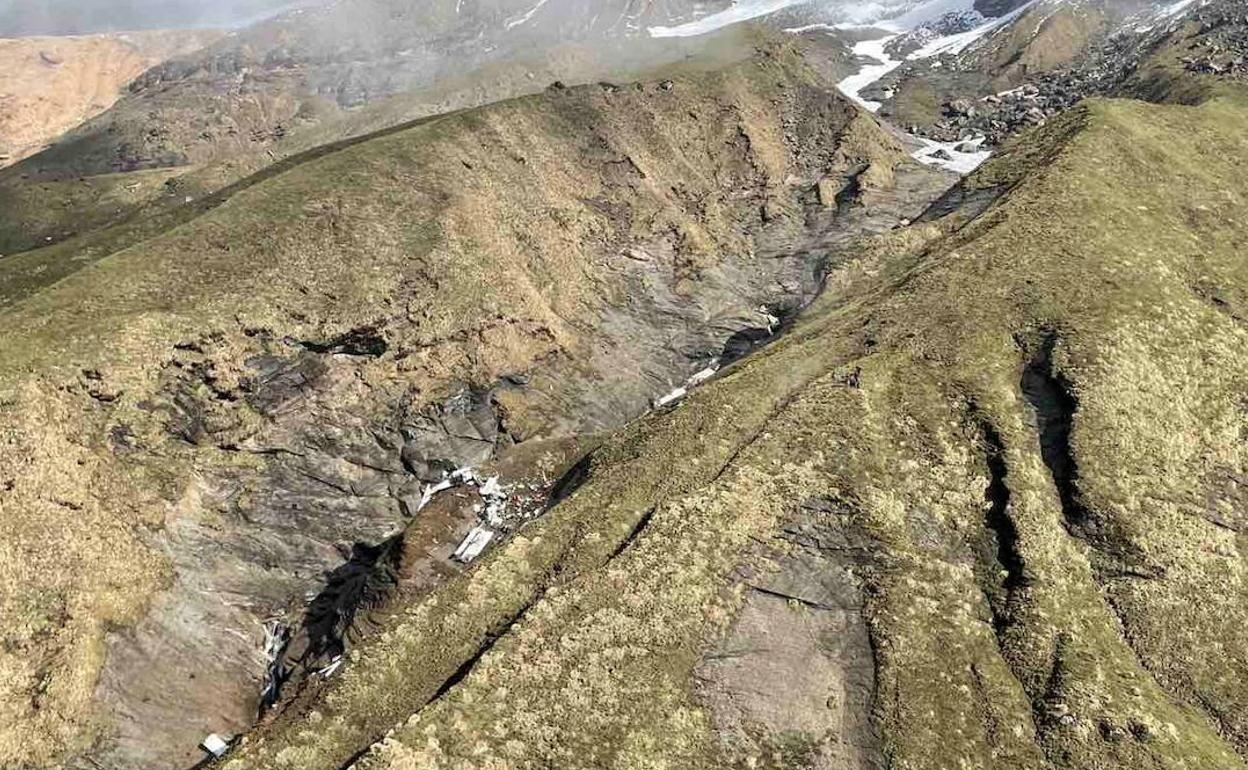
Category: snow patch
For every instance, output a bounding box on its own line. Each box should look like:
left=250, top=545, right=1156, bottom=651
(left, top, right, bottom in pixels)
left=1158, top=0, right=1200, bottom=18
left=839, top=35, right=905, bottom=111
left=886, top=0, right=976, bottom=31
left=912, top=136, right=991, bottom=174
left=649, top=0, right=806, bottom=38
left=835, top=1, right=1041, bottom=173
left=651, top=0, right=1000, bottom=39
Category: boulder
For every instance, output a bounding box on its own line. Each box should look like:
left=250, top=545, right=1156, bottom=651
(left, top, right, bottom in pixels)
left=817, top=176, right=846, bottom=207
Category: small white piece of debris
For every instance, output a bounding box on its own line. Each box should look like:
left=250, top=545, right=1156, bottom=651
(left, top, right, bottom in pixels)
left=201, top=733, right=231, bottom=758
left=418, top=478, right=455, bottom=511
left=479, top=476, right=503, bottom=498
left=319, top=655, right=345, bottom=677
left=451, top=466, right=480, bottom=484
left=654, top=386, right=688, bottom=408
left=687, top=361, right=719, bottom=388
left=758, top=306, right=781, bottom=333
left=477, top=475, right=510, bottom=525
left=453, top=526, right=495, bottom=563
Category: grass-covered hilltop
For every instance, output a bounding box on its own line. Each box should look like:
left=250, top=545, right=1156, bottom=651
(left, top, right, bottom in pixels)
left=2, top=1, right=1248, bottom=769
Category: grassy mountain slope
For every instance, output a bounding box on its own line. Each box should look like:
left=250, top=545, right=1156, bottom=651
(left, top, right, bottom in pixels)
left=0, top=33, right=918, bottom=769
left=0, top=23, right=809, bottom=258
left=214, top=91, right=1248, bottom=768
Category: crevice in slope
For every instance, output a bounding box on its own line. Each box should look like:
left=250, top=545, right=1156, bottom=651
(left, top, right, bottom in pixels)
left=266, top=536, right=405, bottom=712
left=1019, top=331, right=1159, bottom=573
left=1015, top=333, right=1244, bottom=757
left=424, top=602, right=539, bottom=707
left=970, top=411, right=1028, bottom=639
left=545, top=451, right=594, bottom=510
left=607, top=506, right=657, bottom=561
left=1019, top=331, right=1092, bottom=541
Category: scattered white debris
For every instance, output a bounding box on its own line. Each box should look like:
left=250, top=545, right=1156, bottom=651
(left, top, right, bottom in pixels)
left=259, top=619, right=290, bottom=707
left=654, top=386, right=688, bottom=408
left=417, top=477, right=455, bottom=512
left=759, top=306, right=781, bottom=333
left=201, top=734, right=231, bottom=758
left=687, top=360, right=720, bottom=388
left=406, top=463, right=536, bottom=556
left=453, top=526, right=495, bottom=564
left=479, top=476, right=502, bottom=498
left=261, top=620, right=287, bottom=660
left=318, top=655, right=344, bottom=677
left=478, top=475, right=510, bottom=526
left=653, top=354, right=726, bottom=409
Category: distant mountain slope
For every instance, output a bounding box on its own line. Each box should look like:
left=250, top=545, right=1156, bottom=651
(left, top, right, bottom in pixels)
left=8, top=0, right=732, bottom=178
left=0, top=0, right=770, bottom=257
left=0, top=0, right=308, bottom=36
left=865, top=0, right=1240, bottom=143
left=0, top=29, right=219, bottom=168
